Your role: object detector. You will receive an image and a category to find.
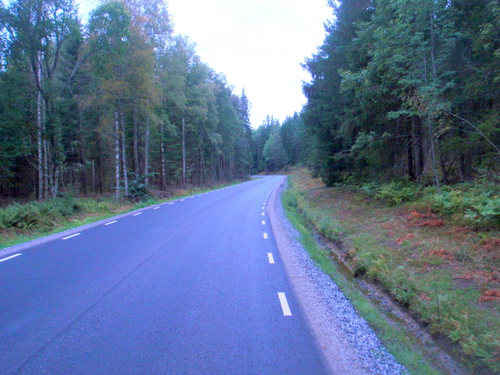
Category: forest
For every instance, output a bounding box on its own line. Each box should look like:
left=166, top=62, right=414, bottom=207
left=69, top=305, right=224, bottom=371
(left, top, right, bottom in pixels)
left=254, top=0, right=499, bottom=187
left=1, top=0, right=499, bottom=203
left=0, top=0, right=253, bottom=201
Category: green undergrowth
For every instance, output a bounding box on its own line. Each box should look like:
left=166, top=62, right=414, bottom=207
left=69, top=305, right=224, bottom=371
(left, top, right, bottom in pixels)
left=284, top=169, right=500, bottom=374
left=359, top=177, right=500, bottom=229
left=0, top=180, right=244, bottom=250
left=281, top=185, right=439, bottom=375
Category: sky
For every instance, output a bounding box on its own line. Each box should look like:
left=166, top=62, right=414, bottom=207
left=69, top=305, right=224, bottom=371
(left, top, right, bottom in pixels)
left=78, top=0, right=332, bottom=127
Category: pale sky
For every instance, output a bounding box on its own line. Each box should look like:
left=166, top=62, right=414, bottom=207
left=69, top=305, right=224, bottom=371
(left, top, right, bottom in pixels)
left=79, top=0, right=331, bottom=127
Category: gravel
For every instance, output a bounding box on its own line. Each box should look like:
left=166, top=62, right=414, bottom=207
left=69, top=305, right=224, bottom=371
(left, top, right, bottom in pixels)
left=269, top=180, right=408, bottom=375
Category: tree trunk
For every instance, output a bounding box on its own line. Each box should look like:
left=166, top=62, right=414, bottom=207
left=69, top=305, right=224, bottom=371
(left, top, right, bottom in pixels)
left=36, top=49, right=44, bottom=200
left=92, top=160, right=95, bottom=194
left=429, top=11, right=441, bottom=191
left=114, top=111, right=121, bottom=200
left=99, top=141, right=104, bottom=195
left=77, top=107, right=87, bottom=195
left=120, top=111, right=129, bottom=197
left=160, top=121, right=167, bottom=190
left=144, top=115, right=150, bottom=185
left=182, top=116, right=186, bottom=188
left=53, top=165, right=60, bottom=198
left=133, top=105, right=140, bottom=176
left=408, top=119, right=416, bottom=180
left=415, top=117, right=425, bottom=179
left=439, top=153, right=449, bottom=185
left=43, top=139, right=49, bottom=199
left=427, top=115, right=440, bottom=191
left=37, top=88, right=44, bottom=200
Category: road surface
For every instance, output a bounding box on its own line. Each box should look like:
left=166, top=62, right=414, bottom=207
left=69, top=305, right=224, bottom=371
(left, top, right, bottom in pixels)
left=0, top=176, right=330, bottom=374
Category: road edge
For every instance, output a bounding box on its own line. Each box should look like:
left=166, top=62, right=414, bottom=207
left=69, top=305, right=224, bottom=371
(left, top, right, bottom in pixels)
left=267, top=177, right=369, bottom=375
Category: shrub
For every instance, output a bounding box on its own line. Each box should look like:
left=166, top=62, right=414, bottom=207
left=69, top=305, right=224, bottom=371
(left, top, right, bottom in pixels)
left=0, top=197, right=119, bottom=231
left=374, top=181, right=418, bottom=205
left=127, top=173, right=151, bottom=202
left=429, top=183, right=500, bottom=227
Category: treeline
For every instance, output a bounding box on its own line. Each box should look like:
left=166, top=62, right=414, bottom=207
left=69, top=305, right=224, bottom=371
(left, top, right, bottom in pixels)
left=295, top=0, right=499, bottom=186
left=0, top=0, right=252, bottom=201
left=251, top=114, right=313, bottom=173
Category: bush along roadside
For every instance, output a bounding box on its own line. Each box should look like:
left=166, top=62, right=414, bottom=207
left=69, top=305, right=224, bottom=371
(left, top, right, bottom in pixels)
left=285, top=168, right=499, bottom=374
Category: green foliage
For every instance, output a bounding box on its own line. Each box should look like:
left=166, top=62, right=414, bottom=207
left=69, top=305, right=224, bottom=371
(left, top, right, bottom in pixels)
left=0, top=198, right=114, bottom=230
left=0, top=0, right=251, bottom=200
left=353, top=177, right=500, bottom=228
left=0, top=195, right=150, bottom=231
left=374, top=181, right=418, bottom=206
left=262, top=128, right=288, bottom=171
left=303, top=0, right=500, bottom=187
left=430, top=184, right=500, bottom=227
left=126, top=172, right=151, bottom=202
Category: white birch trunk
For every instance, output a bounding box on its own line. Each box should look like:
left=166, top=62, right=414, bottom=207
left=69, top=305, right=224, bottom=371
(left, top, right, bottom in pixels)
left=115, top=111, right=121, bottom=200
left=120, top=112, right=129, bottom=197
left=133, top=106, right=139, bottom=176
left=37, top=89, right=43, bottom=200
left=43, top=139, right=49, bottom=199
left=144, top=115, right=150, bottom=186
left=160, top=122, right=167, bottom=190
left=182, top=116, right=186, bottom=188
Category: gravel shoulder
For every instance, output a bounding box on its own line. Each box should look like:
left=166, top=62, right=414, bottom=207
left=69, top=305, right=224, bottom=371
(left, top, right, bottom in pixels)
left=268, top=179, right=408, bottom=375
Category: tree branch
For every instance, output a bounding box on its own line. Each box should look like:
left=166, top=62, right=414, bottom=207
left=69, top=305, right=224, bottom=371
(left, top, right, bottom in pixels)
left=440, top=108, right=500, bottom=158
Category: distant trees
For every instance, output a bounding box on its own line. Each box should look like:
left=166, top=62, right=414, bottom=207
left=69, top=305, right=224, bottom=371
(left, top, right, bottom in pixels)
left=251, top=113, right=312, bottom=173
left=302, top=0, right=500, bottom=186
left=0, top=0, right=252, bottom=200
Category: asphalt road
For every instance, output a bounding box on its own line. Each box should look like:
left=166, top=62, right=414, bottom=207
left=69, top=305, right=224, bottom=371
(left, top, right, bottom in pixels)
left=0, top=176, right=330, bottom=374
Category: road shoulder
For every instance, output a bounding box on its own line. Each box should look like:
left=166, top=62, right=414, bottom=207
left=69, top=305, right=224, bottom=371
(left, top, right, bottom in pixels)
left=268, top=178, right=407, bottom=375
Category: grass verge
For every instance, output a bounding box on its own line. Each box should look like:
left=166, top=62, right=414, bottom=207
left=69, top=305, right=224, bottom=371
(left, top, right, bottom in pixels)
left=282, top=184, right=440, bottom=374
left=0, top=181, right=244, bottom=251
left=282, top=168, right=499, bottom=374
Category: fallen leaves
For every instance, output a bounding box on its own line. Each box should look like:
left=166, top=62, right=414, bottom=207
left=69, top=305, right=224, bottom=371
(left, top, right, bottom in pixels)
left=420, top=293, right=432, bottom=301
left=416, top=219, right=446, bottom=227
left=478, top=290, right=500, bottom=302
left=429, top=249, right=455, bottom=260
left=407, top=210, right=446, bottom=227
left=396, top=233, right=415, bottom=245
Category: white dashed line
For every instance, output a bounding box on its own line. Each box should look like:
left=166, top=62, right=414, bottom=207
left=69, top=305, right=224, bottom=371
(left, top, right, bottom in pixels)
left=261, top=212, right=265, bottom=216
left=0, top=253, right=22, bottom=263
left=153, top=206, right=160, bottom=210
left=267, top=253, right=275, bottom=264
left=263, top=233, right=268, bottom=239
left=105, top=220, right=117, bottom=226
left=262, top=220, right=265, bottom=225
left=133, top=212, right=142, bottom=216
left=278, top=292, right=292, bottom=316
left=62, top=233, right=81, bottom=240
left=168, top=202, right=174, bottom=205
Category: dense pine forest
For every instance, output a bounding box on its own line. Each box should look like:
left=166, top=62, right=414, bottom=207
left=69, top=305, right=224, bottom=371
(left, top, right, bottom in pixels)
left=254, top=0, right=499, bottom=187
left=0, top=0, right=253, bottom=201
